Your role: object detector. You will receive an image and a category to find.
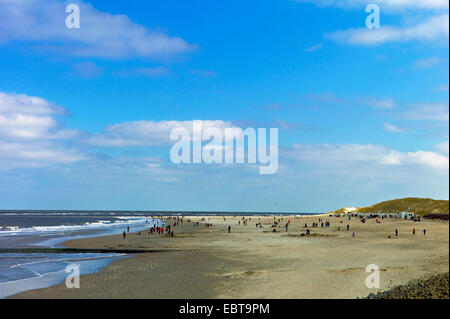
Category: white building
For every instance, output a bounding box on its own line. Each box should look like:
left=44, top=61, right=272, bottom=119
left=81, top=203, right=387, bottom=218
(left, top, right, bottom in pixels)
left=399, top=211, right=415, bottom=220
left=343, top=207, right=357, bottom=214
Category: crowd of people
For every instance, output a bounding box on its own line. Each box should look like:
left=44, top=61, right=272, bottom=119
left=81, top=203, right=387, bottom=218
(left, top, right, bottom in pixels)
left=120, top=214, right=430, bottom=241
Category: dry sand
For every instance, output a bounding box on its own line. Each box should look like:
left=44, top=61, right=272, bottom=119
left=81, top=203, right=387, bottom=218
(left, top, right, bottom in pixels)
left=11, top=215, right=449, bottom=299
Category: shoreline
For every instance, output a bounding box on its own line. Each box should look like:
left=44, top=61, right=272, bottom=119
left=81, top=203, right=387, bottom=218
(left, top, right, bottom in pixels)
left=9, top=214, right=449, bottom=299
left=0, top=217, right=165, bottom=298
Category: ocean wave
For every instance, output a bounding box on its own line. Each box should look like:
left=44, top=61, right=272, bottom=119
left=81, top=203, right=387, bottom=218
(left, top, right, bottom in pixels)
left=0, top=217, right=161, bottom=237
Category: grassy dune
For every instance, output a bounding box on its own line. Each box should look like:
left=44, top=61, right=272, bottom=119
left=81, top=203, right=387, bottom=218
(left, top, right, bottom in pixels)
left=330, top=198, right=449, bottom=216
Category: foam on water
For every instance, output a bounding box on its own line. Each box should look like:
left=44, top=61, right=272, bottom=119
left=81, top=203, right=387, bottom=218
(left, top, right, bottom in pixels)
left=0, top=216, right=156, bottom=237
left=0, top=252, right=126, bottom=298
left=0, top=213, right=165, bottom=298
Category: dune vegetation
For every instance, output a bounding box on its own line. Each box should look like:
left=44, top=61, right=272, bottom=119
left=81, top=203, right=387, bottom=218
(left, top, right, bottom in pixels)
left=329, top=198, right=449, bottom=216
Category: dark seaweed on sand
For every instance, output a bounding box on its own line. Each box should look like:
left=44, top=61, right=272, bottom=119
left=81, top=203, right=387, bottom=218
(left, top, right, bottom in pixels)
left=366, top=273, right=449, bottom=299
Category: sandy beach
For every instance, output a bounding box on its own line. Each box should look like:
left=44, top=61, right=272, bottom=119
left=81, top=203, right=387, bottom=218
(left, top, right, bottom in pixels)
left=11, top=215, right=449, bottom=299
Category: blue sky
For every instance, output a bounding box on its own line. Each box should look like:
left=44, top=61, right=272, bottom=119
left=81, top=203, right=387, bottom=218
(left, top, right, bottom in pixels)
left=0, top=0, right=448, bottom=212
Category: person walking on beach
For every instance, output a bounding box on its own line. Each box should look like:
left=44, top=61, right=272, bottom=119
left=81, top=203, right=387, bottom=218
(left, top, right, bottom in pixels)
left=395, top=229, right=398, bottom=237
left=346, top=224, right=349, bottom=231
left=123, top=231, right=126, bottom=239
left=352, top=232, right=355, bottom=238
left=423, top=229, right=426, bottom=236
left=413, top=228, right=416, bottom=235
left=228, top=225, right=231, bottom=233
left=127, top=226, right=130, bottom=233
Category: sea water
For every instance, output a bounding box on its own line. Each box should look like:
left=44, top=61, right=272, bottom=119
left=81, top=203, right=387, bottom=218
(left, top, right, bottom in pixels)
left=0, top=211, right=164, bottom=298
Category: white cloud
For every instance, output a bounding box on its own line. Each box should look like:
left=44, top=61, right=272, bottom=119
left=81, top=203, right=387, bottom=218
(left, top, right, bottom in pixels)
left=287, top=143, right=449, bottom=169
left=274, top=119, right=301, bottom=131
left=0, top=92, right=66, bottom=116
left=359, top=97, right=398, bottom=109
left=0, top=92, right=85, bottom=168
left=83, top=120, right=241, bottom=147
left=305, top=92, right=348, bottom=105
left=72, top=62, right=104, bottom=78
left=118, top=66, right=171, bottom=77
left=403, top=102, right=449, bottom=121
left=415, top=56, right=443, bottom=69
left=435, top=84, right=449, bottom=91
left=189, top=69, right=217, bottom=78
left=263, top=103, right=284, bottom=110
left=406, top=150, right=449, bottom=168
left=1, top=90, right=448, bottom=200
left=305, top=93, right=402, bottom=110
left=134, top=67, right=171, bottom=77
left=435, top=141, right=449, bottom=155
left=294, top=0, right=449, bottom=10
left=0, top=94, right=261, bottom=169
left=374, top=54, right=388, bottom=61
left=304, top=42, right=323, bottom=52
left=0, top=92, right=77, bottom=140
left=0, top=114, right=58, bottom=139
left=0, top=141, right=86, bottom=167
left=0, top=0, right=195, bottom=59
left=383, top=123, right=405, bottom=133
left=325, top=14, right=449, bottom=45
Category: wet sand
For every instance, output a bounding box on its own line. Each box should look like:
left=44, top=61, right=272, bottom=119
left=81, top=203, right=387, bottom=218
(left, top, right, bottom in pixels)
left=10, top=215, right=449, bottom=299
